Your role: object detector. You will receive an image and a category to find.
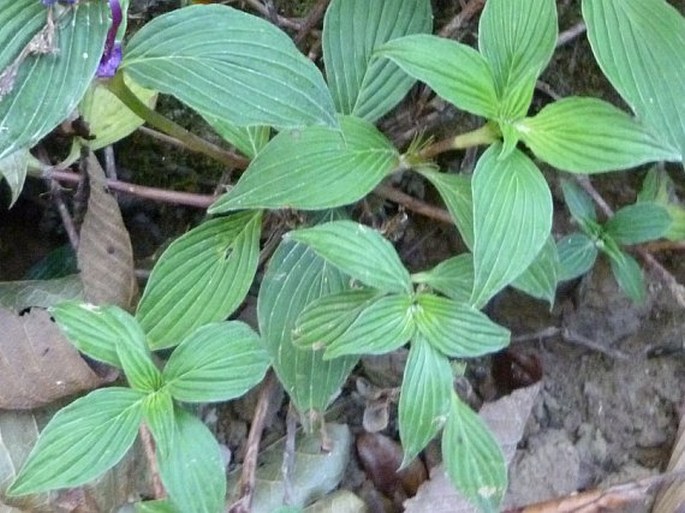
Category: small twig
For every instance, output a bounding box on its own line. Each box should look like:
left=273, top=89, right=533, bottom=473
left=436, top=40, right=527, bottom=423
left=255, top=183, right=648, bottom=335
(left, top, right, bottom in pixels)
left=228, top=371, right=280, bottom=513
left=374, top=183, right=453, bottom=224
left=50, top=180, right=80, bottom=250
left=281, top=402, right=298, bottom=506
left=103, top=145, right=118, bottom=180
left=512, top=326, right=630, bottom=360
left=242, top=0, right=301, bottom=30
left=556, top=21, right=586, bottom=48
left=293, top=0, right=330, bottom=48
left=438, top=0, right=486, bottom=38
left=640, top=240, right=685, bottom=253
left=140, top=424, right=165, bottom=500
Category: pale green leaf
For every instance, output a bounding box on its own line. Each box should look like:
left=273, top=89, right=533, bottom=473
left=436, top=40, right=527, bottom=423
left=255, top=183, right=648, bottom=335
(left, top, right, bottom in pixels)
left=471, top=145, right=553, bottom=307
left=0, top=1, right=110, bottom=160
left=121, top=5, right=337, bottom=130
left=418, top=169, right=473, bottom=248
left=293, top=288, right=379, bottom=348
left=50, top=302, right=144, bottom=368
left=376, top=34, right=498, bottom=118
left=0, top=149, right=28, bottom=207
left=204, top=119, right=270, bottom=159
left=7, top=388, right=145, bottom=496
left=0, top=275, right=82, bottom=311
left=136, top=211, right=261, bottom=349
left=288, top=220, right=412, bottom=294
left=478, top=0, right=557, bottom=119
left=583, top=0, right=685, bottom=159
left=411, top=254, right=474, bottom=303
left=560, top=178, right=596, bottom=223
left=136, top=500, right=179, bottom=513
left=399, top=336, right=451, bottom=467
left=511, top=236, right=559, bottom=306
left=517, top=98, right=679, bottom=173
left=143, top=390, right=175, bottom=463
left=608, top=251, right=645, bottom=302
left=258, top=239, right=358, bottom=414
left=208, top=116, right=399, bottom=212
left=414, top=294, right=509, bottom=358
left=604, top=202, right=672, bottom=245
left=638, top=166, right=674, bottom=204
left=154, top=408, right=225, bottom=513
left=664, top=205, right=685, bottom=241
left=162, top=322, right=269, bottom=403
left=557, top=233, right=598, bottom=281
left=113, top=313, right=162, bottom=393
left=442, top=393, right=507, bottom=513
left=323, top=0, right=432, bottom=121
left=325, top=294, right=415, bottom=359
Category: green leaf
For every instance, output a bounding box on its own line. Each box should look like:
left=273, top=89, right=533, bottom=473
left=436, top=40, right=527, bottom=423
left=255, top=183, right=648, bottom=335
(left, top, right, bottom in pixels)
left=582, top=0, right=685, bottom=159
left=604, top=202, right=672, bottom=245
left=471, top=145, right=553, bottom=307
left=288, top=220, right=412, bottom=294
left=7, top=388, right=145, bottom=496
left=121, top=4, right=337, bottom=130
left=419, top=169, right=474, bottom=248
left=511, top=236, right=559, bottom=306
left=204, top=119, right=270, bottom=159
left=0, top=1, right=110, bottom=160
left=258, top=239, right=358, bottom=414
left=414, top=294, right=509, bottom=358
left=557, top=233, right=598, bottom=281
left=442, top=393, right=507, bottom=513
left=136, top=211, right=261, bottom=349
left=517, top=98, right=679, bottom=173
left=323, top=0, right=432, bottom=121
left=0, top=148, right=28, bottom=207
left=113, top=313, right=162, bottom=393
left=24, top=244, right=77, bottom=280
left=412, top=254, right=474, bottom=303
left=143, top=390, right=175, bottom=465
left=208, top=116, right=399, bottom=213
left=560, top=178, right=596, bottom=224
left=478, top=0, right=557, bottom=119
left=607, top=250, right=646, bottom=302
left=324, top=294, right=415, bottom=359
left=154, top=408, right=226, bottom=513
left=162, top=321, right=269, bottom=403
left=399, top=336, right=452, bottom=467
left=293, top=288, right=380, bottom=348
left=50, top=302, right=142, bottom=368
left=136, top=500, right=179, bottom=513
left=376, top=34, right=498, bottom=118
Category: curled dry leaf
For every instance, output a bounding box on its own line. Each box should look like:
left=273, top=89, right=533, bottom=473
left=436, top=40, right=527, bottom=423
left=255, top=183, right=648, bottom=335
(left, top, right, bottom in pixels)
left=0, top=308, right=106, bottom=409
left=652, top=412, right=685, bottom=513
left=403, top=383, right=541, bottom=513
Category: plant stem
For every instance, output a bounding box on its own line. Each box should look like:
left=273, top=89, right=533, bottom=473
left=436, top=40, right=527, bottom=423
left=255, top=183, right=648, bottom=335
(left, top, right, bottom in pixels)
left=420, top=123, right=499, bottom=159
left=106, top=72, right=248, bottom=169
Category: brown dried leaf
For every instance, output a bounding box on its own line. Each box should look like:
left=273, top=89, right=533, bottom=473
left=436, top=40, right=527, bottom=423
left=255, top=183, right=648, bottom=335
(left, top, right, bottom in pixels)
left=77, top=152, right=137, bottom=309
left=653, top=413, right=685, bottom=513
left=403, top=383, right=541, bottom=513
left=0, top=308, right=105, bottom=409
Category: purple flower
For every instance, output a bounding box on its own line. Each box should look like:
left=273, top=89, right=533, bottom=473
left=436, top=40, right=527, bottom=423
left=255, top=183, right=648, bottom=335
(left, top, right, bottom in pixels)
left=96, top=0, right=123, bottom=78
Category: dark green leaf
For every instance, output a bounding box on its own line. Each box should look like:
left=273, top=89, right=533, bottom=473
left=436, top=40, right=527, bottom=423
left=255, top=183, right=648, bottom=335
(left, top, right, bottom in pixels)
left=293, top=288, right=379, bottom=348
left=512, top=236, right=559, bottom=306
left=325, top=294, right=415, bottom=359
left=442, top=393, right=507, bottom=513
left=288, top=220, right=412, bottom=293
left=323, top=0, right=432, bottom=121
left=121, top=5, right=337, bottom=130
left=471, top=145, right=553, bottom=307
left=560, top=178, right=596, bottom=223
left=136, top=211, right=261, bottom=349
left=7, top=388, right=145, bottom=496
left=399, top=336, right=452, bottom=467
left=583, top=0, right=685, bottom=159
left=419, top=169, right=474, bottom=248
left=478, top=0, right=557, bottom=119
left=258, top=239, right=358, bottom=414
left=208, top=116, right=399, bottom=212
left=51, top=302, right=142, bottom=368
left=24, top=244, right=77, bottom=280
left=608, top=251, right=646, bottom=302
left=414, top=294, right=509, bottom=358
left=604, top=202, right=672, bottom=245
left=154, top=408, right=225, bottom=513
left=0, top=1, right=110, bottom=160
left=518, top=98, right=679, bottom=172
left=0, top=149, right=28, bottom=207
left=412, top=254, right=474, bottom=303
left=162, top=322, right=269, bottom=403
left=376, top=35, right=498, bottom=118
left=557, top=233, right=598, bottom=281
